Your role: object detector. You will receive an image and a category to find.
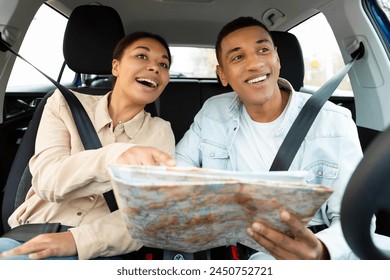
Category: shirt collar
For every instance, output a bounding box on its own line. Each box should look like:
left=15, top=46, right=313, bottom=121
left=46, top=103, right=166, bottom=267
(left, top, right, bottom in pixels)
left=94, top=92, right=146, bottom=139
left=121, top=110, right=146, bottom=139
left=95, top=92, right=113, bottom=132
left=276, top=78, right=301, bottom=135
left=228, top=94, right=242, bottom=117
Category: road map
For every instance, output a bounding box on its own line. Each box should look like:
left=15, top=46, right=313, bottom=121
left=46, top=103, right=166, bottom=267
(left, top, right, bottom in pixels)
left=108, top=165, right=333, bottom=253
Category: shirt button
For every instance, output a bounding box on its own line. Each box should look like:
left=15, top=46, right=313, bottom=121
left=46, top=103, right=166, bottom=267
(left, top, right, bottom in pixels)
left=18, top=219, right=22, bottom=224
left=173, top=254, right=185, bottom=260
left=317, top=171, right=323, bottom=176
left=77, top=212, right=83, bottom=216
left=89, top=196, right=95, bottom=201
left=26, top=220, right=30, bottom=224
left=210, top=152, right=215, bottom=157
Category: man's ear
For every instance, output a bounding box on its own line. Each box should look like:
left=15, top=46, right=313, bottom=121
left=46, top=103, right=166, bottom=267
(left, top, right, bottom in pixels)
left=216, top=65, right=229, bottom=87
left=275, top=46, right=281, bottom=70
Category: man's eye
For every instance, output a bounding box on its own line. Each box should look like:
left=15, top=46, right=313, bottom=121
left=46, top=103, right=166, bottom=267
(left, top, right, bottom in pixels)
left=232, top=54, right=243, bottom=61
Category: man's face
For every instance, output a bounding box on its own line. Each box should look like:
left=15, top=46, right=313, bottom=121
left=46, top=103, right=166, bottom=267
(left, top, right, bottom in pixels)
left=216, top=26, right=281, bottom=108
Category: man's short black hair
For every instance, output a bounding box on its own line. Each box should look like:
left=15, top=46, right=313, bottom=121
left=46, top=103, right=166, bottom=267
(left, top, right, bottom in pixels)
left=215, top=16, right=272, bottom=64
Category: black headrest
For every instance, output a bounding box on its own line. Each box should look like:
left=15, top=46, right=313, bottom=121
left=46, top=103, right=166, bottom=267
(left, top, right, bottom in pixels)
left=63, top=5, right=125, bottom=74
left=271, top=31, right=304, bottom=91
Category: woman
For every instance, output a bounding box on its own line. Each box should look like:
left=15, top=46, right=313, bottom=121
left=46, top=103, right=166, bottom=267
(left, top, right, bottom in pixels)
left=0, top=32, right=175, bottom=260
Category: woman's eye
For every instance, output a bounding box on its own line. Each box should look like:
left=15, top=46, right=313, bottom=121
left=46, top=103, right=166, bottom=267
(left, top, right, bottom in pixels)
left=160, top=62, right=169, bottom=69
left=137, top=54, right=147, bottom=60
left=259, top=47, right=270, bottom=53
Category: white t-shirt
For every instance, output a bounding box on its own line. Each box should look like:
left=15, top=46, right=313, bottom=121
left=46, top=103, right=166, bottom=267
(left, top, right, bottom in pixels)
left=234, top=104, right=288, bottom=172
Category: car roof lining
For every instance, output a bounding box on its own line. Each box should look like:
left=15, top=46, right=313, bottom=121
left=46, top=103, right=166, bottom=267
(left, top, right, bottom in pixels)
left=46, top=0, right=322, bottom=47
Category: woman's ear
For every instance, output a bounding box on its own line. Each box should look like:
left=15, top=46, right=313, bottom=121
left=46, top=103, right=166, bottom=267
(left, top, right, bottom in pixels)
left=216, top=65, right=229, bottom=87
left=112, top=59, right=119, bottom=77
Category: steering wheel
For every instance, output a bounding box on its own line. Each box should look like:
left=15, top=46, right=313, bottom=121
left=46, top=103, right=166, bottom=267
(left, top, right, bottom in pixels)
left=341, top=125, right=390, bottom=259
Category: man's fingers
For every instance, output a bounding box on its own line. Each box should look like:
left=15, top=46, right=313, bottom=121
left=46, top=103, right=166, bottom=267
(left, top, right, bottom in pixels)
left=248, top=212, right=327, bottom=260
left=247, top=224, right=293, bottom=260
left=280, top=210, right=311, bottom=239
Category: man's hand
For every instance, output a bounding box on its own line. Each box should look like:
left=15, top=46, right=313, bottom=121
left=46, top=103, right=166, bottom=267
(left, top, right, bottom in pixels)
left=0, top=231, right=77, bottom=260
left=247, top=210, right=330, bottom=260
left=116, top=146, right=176, bottom=166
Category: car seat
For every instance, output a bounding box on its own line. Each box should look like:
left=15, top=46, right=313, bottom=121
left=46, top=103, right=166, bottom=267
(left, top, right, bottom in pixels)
left=271, top=31, right=305, bottom=91
left=1, top=4, right=127, bottom=233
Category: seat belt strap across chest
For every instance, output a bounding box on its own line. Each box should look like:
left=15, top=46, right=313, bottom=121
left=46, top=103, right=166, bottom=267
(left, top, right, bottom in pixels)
left=1, top=37, right=119, bottom=212
left=269, top=43, right=364, bottom=171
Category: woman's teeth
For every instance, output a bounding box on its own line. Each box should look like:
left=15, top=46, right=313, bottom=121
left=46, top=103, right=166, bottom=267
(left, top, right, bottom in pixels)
left=137, top=78, right=158, bottom=88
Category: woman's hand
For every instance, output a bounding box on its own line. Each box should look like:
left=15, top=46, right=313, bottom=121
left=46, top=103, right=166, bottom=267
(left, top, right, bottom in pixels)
left=117, top=146, right=176, bottom=166
left=247, top=210, right=330, bottom=260
left=0, top=231, right=77, bottom=260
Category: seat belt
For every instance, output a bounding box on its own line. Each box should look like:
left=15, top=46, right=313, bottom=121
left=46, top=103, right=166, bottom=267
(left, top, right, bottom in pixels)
left=269, top=42, right=364, bottom=171
left=1, top=35, right=119, bottom=212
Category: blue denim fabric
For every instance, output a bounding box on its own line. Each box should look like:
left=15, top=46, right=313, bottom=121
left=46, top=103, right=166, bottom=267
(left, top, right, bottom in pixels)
left=176, top=78, right=364, bottom=259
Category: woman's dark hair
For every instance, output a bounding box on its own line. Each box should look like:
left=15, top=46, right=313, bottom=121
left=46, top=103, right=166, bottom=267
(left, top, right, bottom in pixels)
left=215, top=16, right=272, bottom=64
left=112, top=31, right=172, bottom=87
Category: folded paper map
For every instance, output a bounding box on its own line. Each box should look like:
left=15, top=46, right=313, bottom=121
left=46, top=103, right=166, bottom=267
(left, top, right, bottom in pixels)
left=108, top=165, right=334, bottom=253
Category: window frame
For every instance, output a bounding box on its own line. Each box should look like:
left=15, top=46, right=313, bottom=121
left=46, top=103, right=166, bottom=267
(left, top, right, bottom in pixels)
left=6, top=4, right=76, bottom=92
left=289, top=13, right=353, bottom=97
left=363, top=0, right=390, bottom=58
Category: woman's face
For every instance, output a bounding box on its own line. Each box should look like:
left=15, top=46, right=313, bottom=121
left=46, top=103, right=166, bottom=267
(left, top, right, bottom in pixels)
left=112, top=37, right=170, bottom=106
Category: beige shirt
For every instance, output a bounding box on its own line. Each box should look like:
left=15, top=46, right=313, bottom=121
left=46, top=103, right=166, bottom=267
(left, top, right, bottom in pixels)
left=8, top=89, right=175, bottom=259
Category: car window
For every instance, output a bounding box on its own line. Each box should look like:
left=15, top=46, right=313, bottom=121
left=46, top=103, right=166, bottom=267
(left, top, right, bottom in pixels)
left=6, top=4, right=75, bottom=90
left=169, top=13, right=355, bottom=97
left=170, top=47, right=218, bottom=78
left=290, top=13, right=353, bottom=96
left=365, top=0, right=390, bottom=52
left=378, top=0, right=390, bottom=17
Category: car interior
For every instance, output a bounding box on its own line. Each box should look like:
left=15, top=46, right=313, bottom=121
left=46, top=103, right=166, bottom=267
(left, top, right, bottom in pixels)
left=1, top=3, right=307, bottom=232
left=0, top=0, right=389, bottom=259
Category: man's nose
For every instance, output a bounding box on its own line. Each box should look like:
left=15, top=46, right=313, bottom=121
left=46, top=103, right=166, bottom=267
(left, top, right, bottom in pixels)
left=246, top=54, right=265, bottom=70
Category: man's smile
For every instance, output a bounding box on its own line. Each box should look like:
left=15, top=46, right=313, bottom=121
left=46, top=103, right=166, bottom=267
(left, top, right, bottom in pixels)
left=246, top=74, right=268, bottom=84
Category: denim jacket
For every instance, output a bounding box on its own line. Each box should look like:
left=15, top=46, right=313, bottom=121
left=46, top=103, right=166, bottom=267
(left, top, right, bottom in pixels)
left=176, top=79, right=364, bottom=259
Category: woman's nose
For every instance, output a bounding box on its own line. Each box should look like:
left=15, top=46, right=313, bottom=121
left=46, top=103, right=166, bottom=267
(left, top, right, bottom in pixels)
left=147, top=65, right=159, bottom=73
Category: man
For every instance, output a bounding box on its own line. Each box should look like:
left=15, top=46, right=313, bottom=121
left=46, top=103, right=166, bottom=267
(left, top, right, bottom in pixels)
left=176, top=16, right=364, bottom=259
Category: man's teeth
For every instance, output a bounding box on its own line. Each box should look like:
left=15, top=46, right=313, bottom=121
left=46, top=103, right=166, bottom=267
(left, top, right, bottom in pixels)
left=247, top=75, right=267, bottom=84
left=137, top=78, right=158, bottom=88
